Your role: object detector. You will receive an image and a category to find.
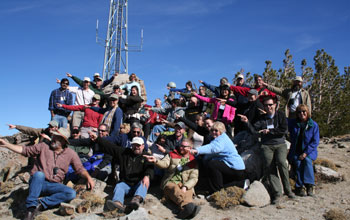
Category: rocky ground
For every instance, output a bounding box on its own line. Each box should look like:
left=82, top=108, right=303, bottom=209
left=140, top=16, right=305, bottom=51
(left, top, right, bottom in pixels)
left=0, top=135, right=349, bottom=220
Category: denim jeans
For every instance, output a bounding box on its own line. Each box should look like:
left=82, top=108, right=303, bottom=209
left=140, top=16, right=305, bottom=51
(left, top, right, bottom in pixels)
left=26, top=171, right=76, bottom=209
left=112, top=181, right=148, bottom=204
left=291, top=155, right=315, bottom=187
left=52, top=114, right=68, bottom=128
left=149, top=124, right=167, bottom=143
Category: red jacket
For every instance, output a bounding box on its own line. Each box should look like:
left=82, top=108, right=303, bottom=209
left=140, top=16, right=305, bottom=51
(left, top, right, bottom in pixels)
left=230, top=85, right=276, bottom=102
left=62, top=104, right=103, bottom=128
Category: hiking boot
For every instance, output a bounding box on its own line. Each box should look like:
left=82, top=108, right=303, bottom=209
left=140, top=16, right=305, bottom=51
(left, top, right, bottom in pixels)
left=177, top=203, right=200, bottom=219
left=106, top=200, right=125, bottom=213
left=24, top=203, right=43, bottom=220
left=306, top=184, right=315, bottom=197
left=295, top=187, right=306, bottom=197
left=271, top=196, right=282, bottom=205
left=286, top=192, right=296, bottom=199
left=129, top=195, right=143, bottom=210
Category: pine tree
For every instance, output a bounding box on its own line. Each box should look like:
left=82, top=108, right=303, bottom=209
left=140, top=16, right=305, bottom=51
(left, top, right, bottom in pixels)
left=311, top=49, right=342, bottom=136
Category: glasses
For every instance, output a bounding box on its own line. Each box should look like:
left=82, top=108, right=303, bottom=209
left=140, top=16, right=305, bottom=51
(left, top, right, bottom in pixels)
left=297, top=110, right=307, bottom=114
left=210, top=129, right=219, bottom=132
left=180, top=144, right=190, bottom=148
left=264, top=103, right=274, bottom=107
left=61, top=83, right=69, bottom=85
left=133, top=130, right=141, bottom=134
left=98, top=129, right=107, bottom=132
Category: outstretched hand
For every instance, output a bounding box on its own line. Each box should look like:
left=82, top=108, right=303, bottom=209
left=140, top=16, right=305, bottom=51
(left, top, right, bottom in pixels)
left=143, top=155, right=157, bottom=163
left=7, top=124, right=16, bottom=130
left=66, top=72, right=72, bottom=78
left=237, top=114, right=248, bottom=123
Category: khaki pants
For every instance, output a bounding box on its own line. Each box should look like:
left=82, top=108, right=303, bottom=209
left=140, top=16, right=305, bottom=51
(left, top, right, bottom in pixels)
left=72, top=111, right=85, bottom=129
left=163, top=182, right=193, bottom=208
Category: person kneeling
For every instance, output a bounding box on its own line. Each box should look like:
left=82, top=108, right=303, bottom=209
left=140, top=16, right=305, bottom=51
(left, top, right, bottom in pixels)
left=144, top=138, right=200, bottom=219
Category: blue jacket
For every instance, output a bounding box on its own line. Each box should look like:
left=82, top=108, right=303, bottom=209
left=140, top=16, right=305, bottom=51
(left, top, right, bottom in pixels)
left=288, top=118, right=319, bottom=161
left=197, top=133, right=245, bottom=170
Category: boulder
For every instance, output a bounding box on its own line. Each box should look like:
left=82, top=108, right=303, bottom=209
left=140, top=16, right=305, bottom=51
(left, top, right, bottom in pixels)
left=240, top=149, right=264, bottom=181
left=119, top=207, right=150, bottom=220
left=242, top=181, right=270, bottom=207
left=315, top=165, right=343, bottom=182
left=59, top=202, right=75, bottom=216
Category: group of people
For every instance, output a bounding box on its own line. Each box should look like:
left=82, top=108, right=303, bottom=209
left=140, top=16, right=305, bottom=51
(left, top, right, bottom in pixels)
left=0, top=72, right=319, bottom=220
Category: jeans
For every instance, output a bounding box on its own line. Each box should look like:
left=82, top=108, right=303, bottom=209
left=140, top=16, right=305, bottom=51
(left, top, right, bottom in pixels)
left=112, top=181, right=148, bottom=204
left=149, top=124, right=167, bottom=143
left=261, top=143, right=292, bottom=198
left=291, top=155, right=315, bottom=187
left=26, top=171, right=76, bottom=209
left=52, top=114, right=68, bottom=128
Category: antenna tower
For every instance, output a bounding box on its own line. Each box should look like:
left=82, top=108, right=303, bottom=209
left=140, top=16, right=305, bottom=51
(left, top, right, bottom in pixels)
left=96, top=0, right=143, bottom=80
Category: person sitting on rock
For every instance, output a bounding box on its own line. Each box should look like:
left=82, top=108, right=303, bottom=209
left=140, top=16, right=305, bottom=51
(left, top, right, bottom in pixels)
left=190, top=122, right=248, bottom=194
left=120, top=73, right=142, bottom=96
left=144, top=138, right=201, bottom=219
left=92, top=136, right=154, bottom=213
left=0, top=128, right=94, bottom=220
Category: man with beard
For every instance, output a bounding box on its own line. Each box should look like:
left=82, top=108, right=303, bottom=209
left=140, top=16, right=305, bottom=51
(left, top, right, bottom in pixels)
left=0, top=128, right=94, bottom=220
left=262, top=76, right=311, bottom=119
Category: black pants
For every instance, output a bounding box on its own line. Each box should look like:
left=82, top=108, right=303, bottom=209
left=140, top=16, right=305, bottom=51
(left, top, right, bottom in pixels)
left=207, top=159, right=246, bottom=193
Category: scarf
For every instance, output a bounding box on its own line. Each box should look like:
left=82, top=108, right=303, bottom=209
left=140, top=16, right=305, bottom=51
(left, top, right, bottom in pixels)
left=101, top=106, right=118, bottom=133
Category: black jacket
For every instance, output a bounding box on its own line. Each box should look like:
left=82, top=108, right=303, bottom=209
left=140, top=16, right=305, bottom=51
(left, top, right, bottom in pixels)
left=97, top=138, right=154, bottom=186
left=247, top=111, right=287, bottom=145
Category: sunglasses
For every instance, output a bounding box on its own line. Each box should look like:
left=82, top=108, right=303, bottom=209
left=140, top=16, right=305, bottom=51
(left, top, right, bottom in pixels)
left=133, top=130, right=141, bottom=134
left=264, top=103, right=274, bottom=107
left=297, top=110, right=307, bottom=114
left=99, top=129, right=107, bottom=132
left=210, top=129, right=219, bottom=132
left=61, top=83, right=69, bottom=85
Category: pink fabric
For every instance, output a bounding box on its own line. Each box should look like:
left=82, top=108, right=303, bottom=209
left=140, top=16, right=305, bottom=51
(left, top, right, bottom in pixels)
left=194, top=94, right=236, bottom=124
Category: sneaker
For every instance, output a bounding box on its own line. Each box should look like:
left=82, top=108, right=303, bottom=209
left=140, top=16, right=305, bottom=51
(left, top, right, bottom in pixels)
left=243, top=179, right=250, bottom=190
left=106, top=200, right=125, bottom=213
left=295, top=187, right=306, bottom=197
left=306, top=184, right=315, bottom=197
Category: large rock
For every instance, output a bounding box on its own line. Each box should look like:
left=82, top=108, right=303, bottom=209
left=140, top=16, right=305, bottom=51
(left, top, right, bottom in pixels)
left=120, top=207, right=150, bottom=220
left=242, top=181, right=270, bottom=207
left=315, top=165, right=343, bottom=182
left=240, top=149, right=264, bottom=181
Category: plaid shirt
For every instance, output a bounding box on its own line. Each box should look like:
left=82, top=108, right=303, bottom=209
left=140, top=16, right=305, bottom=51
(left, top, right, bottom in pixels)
left=48, top=88, right=74, bottom=117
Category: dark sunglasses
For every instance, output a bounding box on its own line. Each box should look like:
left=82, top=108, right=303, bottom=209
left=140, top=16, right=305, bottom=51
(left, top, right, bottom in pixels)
left=264, top=103, right=274, bottom=107
left=297, top=110, right=307, bottom=114
left=61, top=83, right=69, bottom=85
left=99, top=129, right=107, bottom=132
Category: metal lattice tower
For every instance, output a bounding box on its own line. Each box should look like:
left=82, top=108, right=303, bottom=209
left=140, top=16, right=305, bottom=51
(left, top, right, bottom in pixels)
left=101, top=0, right=128, bottom=80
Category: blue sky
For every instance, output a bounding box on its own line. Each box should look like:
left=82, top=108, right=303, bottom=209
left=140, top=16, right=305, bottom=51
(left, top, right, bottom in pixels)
left=1, top=0, right=349, bottom=136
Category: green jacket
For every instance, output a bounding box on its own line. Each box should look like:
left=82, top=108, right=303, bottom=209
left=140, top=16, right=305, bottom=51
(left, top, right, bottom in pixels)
left=155, top=150, right=198, bottom=191
left=266, top=84, right=312, bottom=118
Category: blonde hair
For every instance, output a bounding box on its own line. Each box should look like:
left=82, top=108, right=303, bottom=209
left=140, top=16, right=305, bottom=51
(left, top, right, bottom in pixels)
left=211, top=121, right=226, bottom=134
left=296, top=104, right=311, bottom=119
left=120, top=123, right=131, bottom=134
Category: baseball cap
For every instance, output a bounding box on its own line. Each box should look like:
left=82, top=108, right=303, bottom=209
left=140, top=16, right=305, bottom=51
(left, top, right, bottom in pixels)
left=130, top=137, right=144, bottom=145
left=93, top=94, right=101, bottom=100
left=48, top=120, right=59, bottom=128
left=237, top=74, right=244, bottom=79
left=175, top=121, right=186, bottom=129
left=294, top=76, right=303, bottom=82
left=248, top=89, right=258, bottom=96
left=109, top=94, right=119, bottom=100
left=94, top=73, right=100, bottom=77
left=83, top=77, right=91, bottom=82
left=51, top=128, right=70, bottom=143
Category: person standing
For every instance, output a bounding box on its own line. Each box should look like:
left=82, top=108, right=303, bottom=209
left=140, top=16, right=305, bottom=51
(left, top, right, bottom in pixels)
left=288, top=104, right=319, bottom=196
left=48, top=78, right=74, bottom=128
left=262, top=76, right=311, bottom=119
left=241, top=97, right=295, bottom=204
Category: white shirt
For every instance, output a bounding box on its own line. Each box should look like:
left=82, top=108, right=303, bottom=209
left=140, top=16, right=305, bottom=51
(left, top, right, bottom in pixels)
left=69, top=87, right=95, bottom=105
left=290, top=90, right=302, bottom=112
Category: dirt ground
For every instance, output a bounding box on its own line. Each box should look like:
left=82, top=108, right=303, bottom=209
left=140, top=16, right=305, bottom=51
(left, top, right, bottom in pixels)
left=1, top=136, right=350, bottom=220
